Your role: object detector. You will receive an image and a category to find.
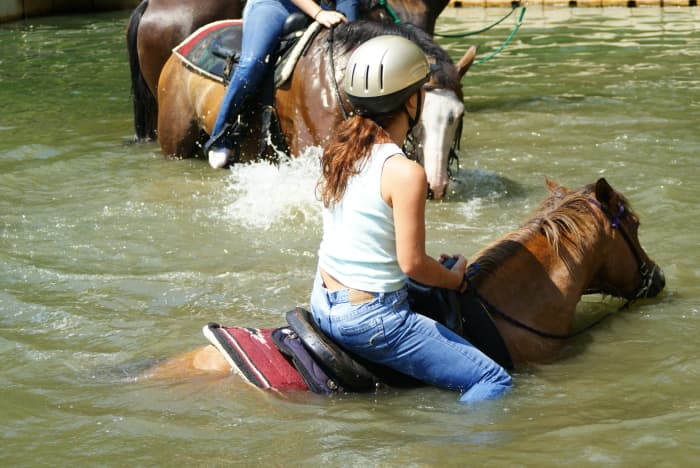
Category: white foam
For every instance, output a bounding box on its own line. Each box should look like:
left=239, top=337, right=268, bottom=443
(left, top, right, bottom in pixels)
left=222, top=147, right=323, bottom=229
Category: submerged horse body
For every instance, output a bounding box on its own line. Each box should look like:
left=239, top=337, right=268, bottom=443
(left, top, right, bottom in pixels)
left=144, top=178, right=665, bottom=386
left=157, top=21, right=474, bottom=198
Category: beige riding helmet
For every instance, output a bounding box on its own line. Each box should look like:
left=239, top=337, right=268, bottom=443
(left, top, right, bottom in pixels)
left=344, top=35, right=431, bottom=115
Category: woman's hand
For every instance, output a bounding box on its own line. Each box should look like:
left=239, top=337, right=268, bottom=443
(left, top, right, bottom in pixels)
left=443, top=254, right=468, bottom=292
left=315, top=9, right=348, bottom=28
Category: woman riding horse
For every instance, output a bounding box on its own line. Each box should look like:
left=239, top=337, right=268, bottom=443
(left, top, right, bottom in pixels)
left=205, top=0, right=358, bottom=168
left=310, top=35, right=512, bottom=404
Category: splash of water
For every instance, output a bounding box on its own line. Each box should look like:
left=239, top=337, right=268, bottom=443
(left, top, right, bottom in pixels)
left=222, top=147, right=323, bottom=229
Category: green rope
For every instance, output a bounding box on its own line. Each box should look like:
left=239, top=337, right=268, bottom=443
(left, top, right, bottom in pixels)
left=377, top=0, right=401, bottom=24
left=474, top=5, right=526, bottom=65
left=433, top=4, right=519, bottom=39
left=377, top=0, right=526, bottom=65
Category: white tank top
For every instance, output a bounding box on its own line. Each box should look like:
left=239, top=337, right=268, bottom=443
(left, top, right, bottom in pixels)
left=318, top=143, right=406, bottom=292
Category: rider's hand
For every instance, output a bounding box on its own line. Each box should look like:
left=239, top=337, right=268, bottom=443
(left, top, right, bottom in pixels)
left=315, top=10, right=347, bottom=28
left=440, top=254, right=468, bottom=292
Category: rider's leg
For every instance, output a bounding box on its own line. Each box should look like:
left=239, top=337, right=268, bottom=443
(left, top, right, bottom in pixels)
left=309, top=272, right=512, bottom=403
left=334, top=0, right=358, bottom=21
left=206, top=0, right=292, bottom=168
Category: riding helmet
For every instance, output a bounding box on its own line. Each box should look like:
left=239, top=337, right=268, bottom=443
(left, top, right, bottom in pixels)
left=344, top=35, right=431, bottom=116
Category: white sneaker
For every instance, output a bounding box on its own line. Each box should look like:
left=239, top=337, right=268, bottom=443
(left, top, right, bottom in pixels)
left=208, top=148, right=230, bottom=169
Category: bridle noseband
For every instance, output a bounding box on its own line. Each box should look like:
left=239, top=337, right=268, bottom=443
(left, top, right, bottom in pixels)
left=588, top=197, right=659, bottom=304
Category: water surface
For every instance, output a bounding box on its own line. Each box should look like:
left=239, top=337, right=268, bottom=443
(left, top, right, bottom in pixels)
left=1, top=7, right=699, bottom=465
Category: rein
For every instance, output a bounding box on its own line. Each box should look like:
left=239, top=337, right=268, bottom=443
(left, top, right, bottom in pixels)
left=465, top=264, right=613, bottom=340
left=327, top=27, right=350, bottom=120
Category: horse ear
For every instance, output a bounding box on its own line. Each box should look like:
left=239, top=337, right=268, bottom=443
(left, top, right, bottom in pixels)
left=545, top=178, right=568, bottom=196
left=456, top=45, right=478, bottom=79
left=594, top=177, right=614, bottom=204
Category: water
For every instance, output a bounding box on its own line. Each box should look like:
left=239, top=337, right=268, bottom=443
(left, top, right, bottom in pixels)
left=1, top=7, right=699, bottom=466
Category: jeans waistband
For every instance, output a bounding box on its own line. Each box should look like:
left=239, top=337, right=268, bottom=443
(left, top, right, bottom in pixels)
left=326, top=285, right=407, bottom=306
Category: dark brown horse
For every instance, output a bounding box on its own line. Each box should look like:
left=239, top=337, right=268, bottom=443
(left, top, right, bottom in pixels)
left=126, top=0, right=450, bottom=142
left=157, top=21, right=474, bottom=198
left=144, top=178, right=665, bottom=381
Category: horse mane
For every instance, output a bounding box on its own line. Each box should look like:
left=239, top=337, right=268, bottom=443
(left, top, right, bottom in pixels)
left=331, top=20, right=459, bottom=90
left=471, top=183, right=627, bottom=282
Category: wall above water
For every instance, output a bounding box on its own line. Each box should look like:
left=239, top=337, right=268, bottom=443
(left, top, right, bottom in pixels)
left=0, top=0, right=140, bottom=23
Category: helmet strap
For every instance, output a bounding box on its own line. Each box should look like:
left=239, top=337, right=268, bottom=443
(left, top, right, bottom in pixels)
left=403, top=89, right=423, bottom=135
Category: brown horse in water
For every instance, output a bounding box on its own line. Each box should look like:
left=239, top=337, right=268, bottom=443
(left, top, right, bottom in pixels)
left=157, top=21, right=474, bottom=198
left=145, top=178, right=665, bottom=382
left=127, top=0, right=450, bottom=142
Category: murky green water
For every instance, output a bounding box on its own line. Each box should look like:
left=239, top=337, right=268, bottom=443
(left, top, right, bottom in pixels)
left=1, top=7, right=699, bottom=466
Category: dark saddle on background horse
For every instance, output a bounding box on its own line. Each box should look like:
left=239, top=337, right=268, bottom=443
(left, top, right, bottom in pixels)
left=172, top=14, right=317, bottom=86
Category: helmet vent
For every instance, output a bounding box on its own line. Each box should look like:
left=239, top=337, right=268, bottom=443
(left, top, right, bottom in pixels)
left=364, top=65, right=370, bottom=91
left=350, top=63, right=357, bottom=88
left=379, top=64, right=384, bottom=91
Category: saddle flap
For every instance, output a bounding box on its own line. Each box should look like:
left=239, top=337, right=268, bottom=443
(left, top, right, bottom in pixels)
left=271, top=326, right=341, bottom=394
left=284, top=307, right=378, bottom=391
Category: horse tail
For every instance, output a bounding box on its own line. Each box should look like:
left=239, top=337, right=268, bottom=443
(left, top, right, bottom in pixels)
left=126, top=0, right=157, bottom=142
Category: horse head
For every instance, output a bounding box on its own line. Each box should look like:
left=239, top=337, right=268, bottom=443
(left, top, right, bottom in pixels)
left=414, top=46, right=477, bottom=199
left=467, top=178, right=665, bottom=364
left=581, top=178, right=665, bottom=301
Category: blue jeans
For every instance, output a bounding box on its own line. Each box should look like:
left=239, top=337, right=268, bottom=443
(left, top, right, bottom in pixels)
left=310, top=272, right=512, bottom=403
left=207, top=0, right=357, bottom=148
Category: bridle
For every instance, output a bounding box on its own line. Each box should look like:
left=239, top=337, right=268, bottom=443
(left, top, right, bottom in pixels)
left=587, top=197, right=659, bottom=304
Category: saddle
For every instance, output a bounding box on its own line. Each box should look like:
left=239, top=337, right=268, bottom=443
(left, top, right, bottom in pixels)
left=173, top=14, right=318, bottom=86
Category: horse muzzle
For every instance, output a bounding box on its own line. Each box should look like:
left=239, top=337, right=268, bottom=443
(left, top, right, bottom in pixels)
left=641, top=263, right=666, bottom=298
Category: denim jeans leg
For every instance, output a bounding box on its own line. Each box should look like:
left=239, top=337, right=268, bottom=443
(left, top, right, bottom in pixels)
left=208, top=0, right=291, bottom=144
left=369, top=300, right=511, bottom=403
left=310, top=278, right=512, bottom=403
left=335, top=0, right=358, bottom=21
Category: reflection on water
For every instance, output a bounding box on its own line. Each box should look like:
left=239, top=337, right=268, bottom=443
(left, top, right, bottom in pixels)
left=1, top=6, right=699, bottom=465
